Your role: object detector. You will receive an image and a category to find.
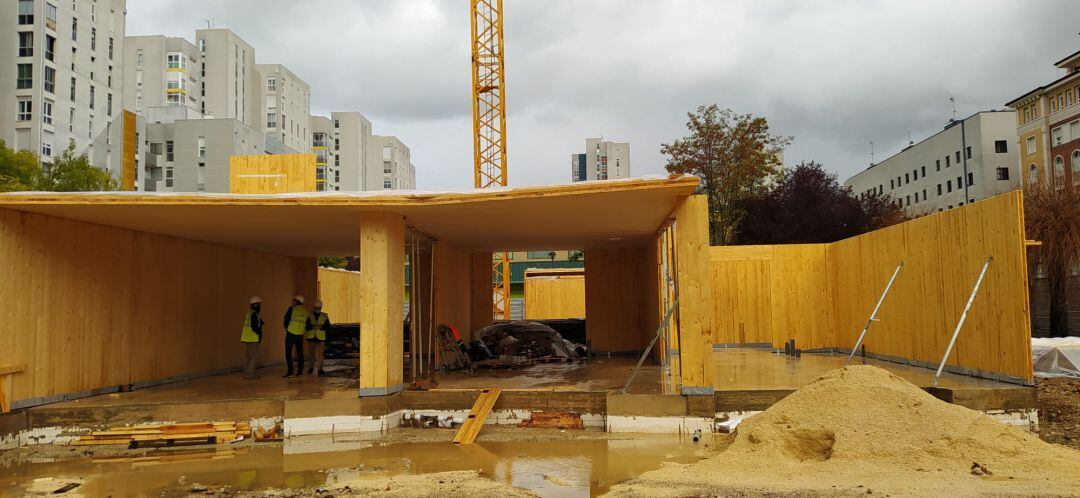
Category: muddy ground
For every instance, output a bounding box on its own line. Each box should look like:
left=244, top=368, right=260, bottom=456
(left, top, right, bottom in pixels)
left=1036, top=376, right=1080, bottom=450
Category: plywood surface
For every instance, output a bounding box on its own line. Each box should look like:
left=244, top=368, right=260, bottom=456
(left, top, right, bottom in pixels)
left=317, top=267, right=363, bottom=324
left=0, top=208, right=316, bottom=404
left=524, top=269, right=585, bottom=320
left=0, top=176, right=698, bottom=256
left=229, top=154, right=317, bottom=194
left=585, top=248, right=651, bottom=352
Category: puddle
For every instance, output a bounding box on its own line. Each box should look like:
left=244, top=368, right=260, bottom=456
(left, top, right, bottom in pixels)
left=1, top=436, right=703, bottom=497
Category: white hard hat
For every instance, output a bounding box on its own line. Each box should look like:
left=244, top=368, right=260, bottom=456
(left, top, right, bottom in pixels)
left=314, top=300, right=323, bottom=308
left=249, top=296, right=262, bottom=304
left=294, top=294, right=305, bottom=304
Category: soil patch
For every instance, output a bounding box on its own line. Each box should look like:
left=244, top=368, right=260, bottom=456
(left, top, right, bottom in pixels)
left=609, top=365, right=1080, bottom=497
left=191, top=471, right=535, bottom=498
left=1037, top=376, right=1080, bottom=450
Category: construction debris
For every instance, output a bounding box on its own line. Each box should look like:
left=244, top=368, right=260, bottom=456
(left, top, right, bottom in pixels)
left=462, top=321, right=587, bottom=370
left=72, top=421, right=251, bottom=448
left=254, top=422, right=283, bottom=442
left=520, top=412, right=583, bottom=430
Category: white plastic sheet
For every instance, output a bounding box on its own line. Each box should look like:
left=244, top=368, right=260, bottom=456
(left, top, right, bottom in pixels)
left=1032, top=337, right=1080, bottom=378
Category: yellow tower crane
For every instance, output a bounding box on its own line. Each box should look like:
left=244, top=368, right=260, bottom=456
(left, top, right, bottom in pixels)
left=470, top=0, right=511, bottom=320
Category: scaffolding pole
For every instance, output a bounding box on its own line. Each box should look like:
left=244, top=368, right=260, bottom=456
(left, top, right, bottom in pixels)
left=934, top=256, right=992, bottom=384
left=846, top=262, right=903, bottom=364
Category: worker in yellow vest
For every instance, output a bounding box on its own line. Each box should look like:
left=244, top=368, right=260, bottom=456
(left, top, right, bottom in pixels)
left=240, top=296, right=265, bottom=380
left=282, top=294, right=311, bottom=378
left=305, top=300, right=332, bottom=376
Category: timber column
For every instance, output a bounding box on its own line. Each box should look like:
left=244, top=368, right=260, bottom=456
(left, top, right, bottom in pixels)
left=674, top=195, right=715, bottom=394
left=359, top=212, right=406, bottom=396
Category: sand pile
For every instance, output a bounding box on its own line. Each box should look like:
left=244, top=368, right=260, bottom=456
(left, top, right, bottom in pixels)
left=609, top=365, right=1080, bottom=497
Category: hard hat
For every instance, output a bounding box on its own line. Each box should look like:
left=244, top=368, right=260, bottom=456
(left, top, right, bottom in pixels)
left=314, top=300, right=323, bottom=308
left=249, top=296, right=262, bottom=304
left=294, top=294, right=305, bottom=304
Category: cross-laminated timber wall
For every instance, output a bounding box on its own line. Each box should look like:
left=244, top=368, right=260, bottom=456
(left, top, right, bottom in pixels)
left=709, top=191, right=1032, bottom=383
left=0, top=208, right=317, bottom=407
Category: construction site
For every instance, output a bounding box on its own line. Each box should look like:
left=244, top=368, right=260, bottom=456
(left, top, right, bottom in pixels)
left=2, top=1, right=1080, bottom=497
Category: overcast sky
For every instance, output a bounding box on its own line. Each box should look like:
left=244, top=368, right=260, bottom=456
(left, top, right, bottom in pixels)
left=127, top=0, right=1080, bottom=190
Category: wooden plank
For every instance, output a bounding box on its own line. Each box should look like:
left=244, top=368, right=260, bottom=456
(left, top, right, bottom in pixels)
left=584, top=247, right=651, bottom=352
left=229, top=154, right=317, bottom=194
left=523, top=269, right=585, bottom=320
left=358, top=212, right=406, bottom=394
left=317, top=267, right=364, bottom=324
left=673, top=195, right=714, bottom=389
left=452, top=388, right=502, bottom=445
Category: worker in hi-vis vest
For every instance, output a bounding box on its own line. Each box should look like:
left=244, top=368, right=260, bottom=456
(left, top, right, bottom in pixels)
left=305, top=300, right=332, bottom=376
left=282, top=294, right=311, bottom=378
left=240, top=296, right=265, bottom=380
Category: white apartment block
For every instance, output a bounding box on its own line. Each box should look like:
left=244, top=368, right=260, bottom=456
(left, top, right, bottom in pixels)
left=257, top=64, right=309, bottom=154
left=328, top=111, right=372, bottom=191
left=141, top=107, right=262, bottom=192
left=366, top=135, right=415, bottom=190
left=1, top=0, right=126, bottom=176
left=311, top=115, right=334, bottom=191
left=844, top=110, right=1021, bottom=214
left=313, top=112, right=416, bottom=191
left=571, top=138, right=630, bottom=181
left=123, top=35, right=201, bottom=116
left=194, top=28, right=257, bottom=127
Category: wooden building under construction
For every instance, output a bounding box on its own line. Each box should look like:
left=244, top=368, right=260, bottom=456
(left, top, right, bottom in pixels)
left=0, top=175, right=1035, bottom=413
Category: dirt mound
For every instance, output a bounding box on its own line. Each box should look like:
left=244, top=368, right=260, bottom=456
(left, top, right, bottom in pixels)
left=609, top=365, right=1080, bottom=497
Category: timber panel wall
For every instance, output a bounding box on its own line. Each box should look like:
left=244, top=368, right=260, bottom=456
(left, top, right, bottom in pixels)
left=0, top=209, right=316, bottom=404
left=229, top=154, right=317, bottom=194
left=708, top=191, right=1032, bottom=381
left=585, top=247, right=652, bottom=352
left=317, top=267, right=363, bottom=324
left=523, top=269, right=585, bottom=320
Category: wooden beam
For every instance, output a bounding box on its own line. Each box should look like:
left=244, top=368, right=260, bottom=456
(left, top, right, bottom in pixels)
left=674, top=195, right=714, bottom=394
left=358, top=212, right=406, bottom=396
left=452, top=388, right=502, bottom=444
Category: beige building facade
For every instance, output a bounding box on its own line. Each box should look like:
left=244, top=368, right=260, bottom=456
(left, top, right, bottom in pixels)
left=571, top=138, right=630, bottom=181
left=1006, top=49, right=1080, bottom=190
left=257, top=63, right=310, bottom=154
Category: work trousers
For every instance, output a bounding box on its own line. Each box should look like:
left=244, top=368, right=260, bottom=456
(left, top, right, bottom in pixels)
left=243, top=342, right=259, bottom=378
left=284, top=334, right=304, bottom=374
left=305, top=341, right=324, bottom=373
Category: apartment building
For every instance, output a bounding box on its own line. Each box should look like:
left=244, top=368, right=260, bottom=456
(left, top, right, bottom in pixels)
left=1, top=0, right=126, bottom=175
left=571, top=138, right=630, bottom=181
left=311, top=115, right=334, bottom=191
left=366, top=135, right=416, bottom=190
left=123, top=35, right=201, bottom=116
left=257, top=64, right=310, bottom=154
left=194, top=28, right=258, bottom=127
left=326, top=112, right=372, bottom=190
left=844, top=110, right=1020, bottom=214
left=1006, top=48, right=1080, bottom=189
left=140, top=108, right=262, bottom=192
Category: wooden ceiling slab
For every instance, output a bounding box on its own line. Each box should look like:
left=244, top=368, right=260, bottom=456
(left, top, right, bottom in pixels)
left=0, top=176, right=698, bottom=257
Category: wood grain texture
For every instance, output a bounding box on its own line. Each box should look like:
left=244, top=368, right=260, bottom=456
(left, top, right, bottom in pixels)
left=358, top=212, right=405, bottom=391
left=0, top=208, right=315, bottom=404
left=121, top=110, right=137, bottom=191
left=229, top=154, right=317, bottom=194
left=524, top=269, right=585, bottom=320
left=584, top=248, right=651, bottom=352
left=708, top=191, right=1032, bottom=381
left=673, top=195, right=714, bottom=388
left=317, top=267, right=363, bottom=324
left=469, top=252, right=493, bottom=333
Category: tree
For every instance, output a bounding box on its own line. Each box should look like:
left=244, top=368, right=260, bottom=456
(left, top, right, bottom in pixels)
left=734, top=161, right=907, bottom=245
left=318, top=256, right=349, bottom=269
left=0, top=140, right=44, bottom=192
left=39, top=143, right=118, bottom=192
left=1025, top=181, right=1079, bottom=337
left=662, top=105, right=791, bottom=245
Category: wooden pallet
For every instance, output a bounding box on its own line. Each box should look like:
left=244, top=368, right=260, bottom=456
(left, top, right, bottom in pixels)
left=452, top=388, right=502, bottom=445
left=72, top=421, right=250, bottom=447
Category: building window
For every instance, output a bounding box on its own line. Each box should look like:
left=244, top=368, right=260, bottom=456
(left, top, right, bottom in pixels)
left=16, top=98, right=32, bottom=121
left=922, top=188, right=927, bottom=200
left=965, top=146, right=972, bottom=160
left=197, top=137, right=206, bottom=159
left=334, top=155, right=340, bottom=167
left=68, top=107, right=74, bottom=132
left=108, top=37, right=113, bottom=60
left=920, top=166, right=926, bottom=177
left=266, top=112, right=277, bottom=128
left=166, top=141, right=174, bottom=161
left=904, top=173, right=909, bottom=184
left=335, top=138, right=340, bottom=151
left=384, top=179, right=392, bottom=189
left=1053, top=156, right=1065, bottom=183
left=149, top=142, right=163, bottom=155
left=106, top=93, right=112, bottom=116
left=18, top=32, right=33, bottom=57
left=1052, top=127, right=1063, bottom=146
left=41, top=140, right=52, bottom=158
left=45, top=35, right=56, bottom=61
left=70, top=77, right=76, bottom=100
left=947, top=180, right=952, bottom=193
left=266, top=78, right=277, bottom=92
left=384, top=161, right=392, bottom=174
left=44, top=2, right=57, bottom=30
left=166, top=93, right=181, bottom=105
left=71, top=16, right=77, bottom=41
left=945, top=155, right=950, bottom=167
left=89, top=84, right=95, bottom=109
left=935, top=159, right=941, bottom=171
left=937, top=184, right=942, bottom=196
left=913, top=169, right=918, bottom=181
left=1028, top=164, right=1038, bottom=184
left=43, top=66, right=55, bottom=93
left=890, top=179, right=894, bottom=189
left=41, top=98, right=53, bottom=125
left=18, top=0, right=34, bottom=24
left=165, top=167, right=174, bottom=187
left=1072, top=151, right=1080, bottom=177
left=90, top=27, right=96, bottom=51
left=966, top=172, right=974, bottom=186
left=17, top=64, right=33, bottom=89
left=956, top=176, right=962, bottom=189
left=995, top=140, right=1007, bottom=153
left=334, top=119, right=340, bottom=128
left=955, top=151, right=960, bottom=164
left=167, top=53, right=182, bottom=70
left=1026, top=136, right=1036, bottom=155
left=996, top=167, right=1010, bottom=181
left=905, top=195, right=910, bottom=206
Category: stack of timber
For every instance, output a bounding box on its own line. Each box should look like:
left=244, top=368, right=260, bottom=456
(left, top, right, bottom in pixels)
left=73, top=422, right=250, bottom=448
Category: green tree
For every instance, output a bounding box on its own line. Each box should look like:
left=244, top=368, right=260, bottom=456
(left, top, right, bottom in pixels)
left=318, top=256, right=349, bottom=269
left=0, top=140, right=44, bottom=192
left=662, top=105, right=791, bottom=245
left=39, top=143, right=118, bottom=192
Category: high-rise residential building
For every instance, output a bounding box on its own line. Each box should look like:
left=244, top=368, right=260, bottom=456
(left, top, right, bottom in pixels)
left=123, top=35, right=201, bottom=117
left=256, top=64, right=309, bottom=154
left=311, top=115, right=334, bottom=191
left=570, top=138, right=630, bottom=181
left=843, top=110, right=1020, bottom=214
left=141, top=107, right=262, bottom=192
left=194, top=28, right=257, bottom=126
left=1005, top=48, right=1080, bottom=190
left=366, top=135, right=415, bottom=190
left=329, top=111, right=372, bottom=190
left=2, top=0, right=127, bottom=175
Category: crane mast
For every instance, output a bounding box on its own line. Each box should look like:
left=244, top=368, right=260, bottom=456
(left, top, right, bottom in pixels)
left=471, top=0, right=511, bottom=320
